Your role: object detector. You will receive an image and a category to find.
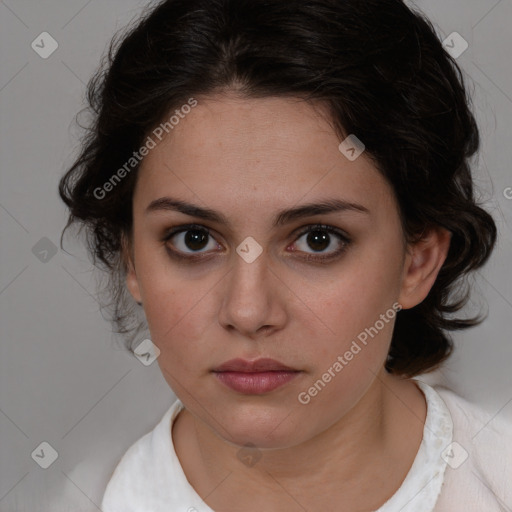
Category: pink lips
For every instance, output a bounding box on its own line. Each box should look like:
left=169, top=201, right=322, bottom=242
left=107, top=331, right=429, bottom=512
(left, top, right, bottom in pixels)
left=212, top=358, right=301, bottom=394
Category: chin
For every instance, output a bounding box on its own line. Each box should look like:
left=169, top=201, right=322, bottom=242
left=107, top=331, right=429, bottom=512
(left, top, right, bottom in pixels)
left=212, top=407, right=308, bottom=450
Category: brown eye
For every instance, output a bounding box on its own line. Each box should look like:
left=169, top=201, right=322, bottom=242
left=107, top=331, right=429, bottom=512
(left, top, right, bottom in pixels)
left=306, top=230, right=331, bottom=252
left=291, top=225, right=351, bottom=260
left=183, top=229, right=209, bottom=251
left=165, top=226, right=220, bottom=254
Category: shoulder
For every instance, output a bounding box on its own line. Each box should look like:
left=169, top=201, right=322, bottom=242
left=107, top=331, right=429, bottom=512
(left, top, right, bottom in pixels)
left=428, top=384, right=512, bottom=511
left=433, top=385, right=512, bottom=447
left=101, top=400, right=184, bottom=512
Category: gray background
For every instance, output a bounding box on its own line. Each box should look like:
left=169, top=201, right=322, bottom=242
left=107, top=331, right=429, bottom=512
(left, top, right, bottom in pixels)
left=0, top=0, right=511, bottom=510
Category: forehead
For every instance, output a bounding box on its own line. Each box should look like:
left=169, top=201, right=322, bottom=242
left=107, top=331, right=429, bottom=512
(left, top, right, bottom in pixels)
left=134, top=94, right=395, bottom=217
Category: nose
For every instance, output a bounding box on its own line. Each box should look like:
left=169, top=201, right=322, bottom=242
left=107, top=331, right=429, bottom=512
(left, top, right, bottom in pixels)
left=218, top=249, right=287, bottom=339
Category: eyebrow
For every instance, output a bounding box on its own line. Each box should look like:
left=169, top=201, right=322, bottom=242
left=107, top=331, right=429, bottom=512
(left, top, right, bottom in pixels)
left=145, top=197, right=369, bottom=227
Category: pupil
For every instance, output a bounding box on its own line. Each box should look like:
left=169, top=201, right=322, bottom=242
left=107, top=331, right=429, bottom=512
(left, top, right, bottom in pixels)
left=185, top=230, right=208, bottom=251
left=307, top=230, right=329, bottom=251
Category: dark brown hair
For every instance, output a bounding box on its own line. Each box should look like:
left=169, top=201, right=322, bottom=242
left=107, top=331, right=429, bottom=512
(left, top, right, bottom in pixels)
left=59, top=0, right=497, bottom=377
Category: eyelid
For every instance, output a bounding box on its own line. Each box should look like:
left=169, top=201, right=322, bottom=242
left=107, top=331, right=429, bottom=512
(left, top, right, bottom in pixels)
left=163, top=224, right=223, bottom=247
left=292, top=223, right=351, bottom=242
left=162, top=223, right=219, bottom=241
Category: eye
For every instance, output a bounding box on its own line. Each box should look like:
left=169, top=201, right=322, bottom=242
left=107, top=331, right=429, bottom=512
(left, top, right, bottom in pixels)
left=291, top=224, right=350, bottom=260
left=162, top=223, right=350, bottom=263
left=163, top=224, right=221, bottom=255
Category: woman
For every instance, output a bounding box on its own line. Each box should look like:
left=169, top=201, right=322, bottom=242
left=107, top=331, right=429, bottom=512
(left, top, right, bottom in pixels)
left=59, top=0, right=511, bottom=510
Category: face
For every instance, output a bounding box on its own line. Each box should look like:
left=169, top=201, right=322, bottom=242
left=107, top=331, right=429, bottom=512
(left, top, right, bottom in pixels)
left=125, top=93, right=421, bottom=449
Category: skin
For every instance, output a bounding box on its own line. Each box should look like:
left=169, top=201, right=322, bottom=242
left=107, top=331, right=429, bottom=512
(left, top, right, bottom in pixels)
left=124, top=92, right=451, bottom=511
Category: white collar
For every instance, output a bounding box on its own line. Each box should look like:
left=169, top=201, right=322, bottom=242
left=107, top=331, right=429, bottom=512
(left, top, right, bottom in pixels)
left=376, top=379, right=453, bottom=512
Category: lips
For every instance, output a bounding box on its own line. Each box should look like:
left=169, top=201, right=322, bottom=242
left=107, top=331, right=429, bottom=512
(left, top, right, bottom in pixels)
left=212, top=358, right=301, bottom=394
left=213, top=357, right=297, bottom=373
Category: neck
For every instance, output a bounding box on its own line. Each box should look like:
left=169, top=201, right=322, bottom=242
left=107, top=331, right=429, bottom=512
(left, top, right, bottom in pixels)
left=173, top=371, right=426, bottom=510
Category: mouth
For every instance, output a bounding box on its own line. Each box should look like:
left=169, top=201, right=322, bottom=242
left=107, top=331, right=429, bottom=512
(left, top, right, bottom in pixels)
left=212, top=358, right=302, bottom=394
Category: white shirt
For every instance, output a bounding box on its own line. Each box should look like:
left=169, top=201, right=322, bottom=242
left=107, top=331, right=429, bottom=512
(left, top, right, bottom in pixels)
left=101, top=380, right=512, bottom=511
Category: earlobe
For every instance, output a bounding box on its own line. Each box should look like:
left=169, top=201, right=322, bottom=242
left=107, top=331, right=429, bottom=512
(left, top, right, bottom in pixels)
left=398, top=227, right=451, bottom=309
left=122, top=234, right=142, bottom=304
left=126, top=259, right=142, bottom=304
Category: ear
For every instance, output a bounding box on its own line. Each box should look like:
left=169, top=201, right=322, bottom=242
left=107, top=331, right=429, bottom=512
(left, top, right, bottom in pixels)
left=121, top=232, right=143, bottom=304
left=398, top=227, right=451, bottom=309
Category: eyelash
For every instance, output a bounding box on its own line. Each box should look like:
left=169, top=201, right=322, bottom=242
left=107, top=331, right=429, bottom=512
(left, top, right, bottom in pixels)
left=161, top=223, right=352, bottom=263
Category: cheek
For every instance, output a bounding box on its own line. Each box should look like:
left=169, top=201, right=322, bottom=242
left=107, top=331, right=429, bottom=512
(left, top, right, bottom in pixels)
left=144, top=287, right=214, bottom=355
left=290, top=249, right=402, bottom=374
left=133, top=252, right=217, bottom=363
left=145, top=292, right=217, bottom=392
left=295, top=280, right=397, bottom=413
left=305, top=257, right=401, bottom=335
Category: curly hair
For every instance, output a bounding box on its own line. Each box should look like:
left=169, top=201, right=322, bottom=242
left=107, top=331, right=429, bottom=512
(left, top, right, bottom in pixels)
left=59, top=0, right=497, bottom=377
